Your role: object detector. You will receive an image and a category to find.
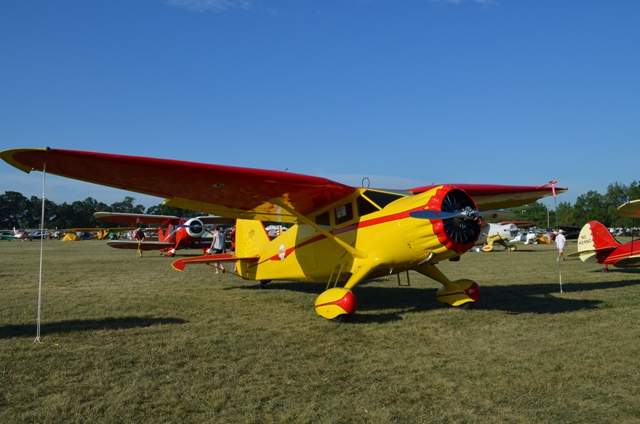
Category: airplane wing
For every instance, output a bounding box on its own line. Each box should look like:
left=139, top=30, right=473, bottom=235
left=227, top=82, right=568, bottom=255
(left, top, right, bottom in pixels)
left=477, top=210, right=516, bottom=222
left=197, top=216, right=237, bottom=225
left=95, top=212, right=183, bottom=225
left=617, top=200, right=640, bottom=219
left=107, top=240, right=175, bottom=251
left=409, top=184, right=566, bottom=210
left=1, top=148, right=564, bottom=221
left=95, top=212, right=234, bottom=226
left=172, top=253, right=260, bottom=271
left=501, top=221, right=538, bottom=228
left=69, top=227, right=136, bottom=232
left=1, top=148, right=355, bottom=223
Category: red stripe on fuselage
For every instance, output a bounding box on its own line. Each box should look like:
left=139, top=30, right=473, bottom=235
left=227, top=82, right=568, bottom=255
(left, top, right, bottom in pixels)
left=258, top=207, right=430, bottom=264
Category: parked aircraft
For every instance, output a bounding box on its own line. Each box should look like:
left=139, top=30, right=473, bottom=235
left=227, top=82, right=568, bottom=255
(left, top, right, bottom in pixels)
left=476, top=221, right=536, bottom=251
left=570, top=200, right=640, bottom=271
left=0, top=230, right=21, bottom=241
left=1, top=147, right=565, bottom=320
left=12, top=228, right=28, bottom=240
left=95, top=212, right=234, bottom=257
left=63, top=226, right=137, bottom=241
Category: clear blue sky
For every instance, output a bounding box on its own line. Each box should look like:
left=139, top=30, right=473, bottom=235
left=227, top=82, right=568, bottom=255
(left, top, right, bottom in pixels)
left=1, top=0, right=638, bottom=210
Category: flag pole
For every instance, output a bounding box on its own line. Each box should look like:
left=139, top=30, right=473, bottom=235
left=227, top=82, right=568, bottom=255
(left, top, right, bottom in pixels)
left=549, top=180, right=562, bottom=294
left=35, top=163, right=46, bottom=342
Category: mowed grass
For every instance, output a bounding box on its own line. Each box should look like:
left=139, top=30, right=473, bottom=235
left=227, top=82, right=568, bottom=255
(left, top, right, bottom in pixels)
left=2, top=238, right=640, bottom=423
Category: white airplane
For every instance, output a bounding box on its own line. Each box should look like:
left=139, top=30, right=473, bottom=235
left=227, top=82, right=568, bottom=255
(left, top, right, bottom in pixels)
left=475, top=220, right=537, bottom=251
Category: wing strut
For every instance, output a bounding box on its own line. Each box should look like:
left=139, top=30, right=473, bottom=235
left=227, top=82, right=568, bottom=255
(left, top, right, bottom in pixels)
left=269, top=198, right=368, bottom=260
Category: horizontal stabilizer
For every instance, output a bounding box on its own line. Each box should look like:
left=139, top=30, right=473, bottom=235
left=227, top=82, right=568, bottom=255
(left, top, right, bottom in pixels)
left=568, top=246, right=616, bottom=257
left=172, top=253, right=259, bottom=271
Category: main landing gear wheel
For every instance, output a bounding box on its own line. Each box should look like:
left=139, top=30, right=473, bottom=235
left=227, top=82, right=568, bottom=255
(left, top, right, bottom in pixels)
left=253, top=280, right=271, bottom=289
left=314, top=288, right=357, bottom=321
left=435, top=279, right=480, bottom=308
left=331, top=314, right=350, bottom=324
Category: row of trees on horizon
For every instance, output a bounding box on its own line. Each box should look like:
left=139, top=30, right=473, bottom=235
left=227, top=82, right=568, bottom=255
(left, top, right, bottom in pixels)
left=2, top=180, right=639, bottom=230
left=0, top=191, right=203, bottom=230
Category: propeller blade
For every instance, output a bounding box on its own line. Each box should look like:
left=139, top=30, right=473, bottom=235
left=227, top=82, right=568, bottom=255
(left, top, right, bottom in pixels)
left=410, top=210, right=467, bottom=220
left=411, top=208, right=505, bottom=221
left=411, top=206, right=479, bottom=221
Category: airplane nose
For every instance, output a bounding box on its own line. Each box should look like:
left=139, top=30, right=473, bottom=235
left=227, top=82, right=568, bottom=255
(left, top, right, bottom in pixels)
left=434, top=189, right=482, bottom=246
left=411, top=187, right=482, bottom=253
left=184, top=218, right=205, bottom=238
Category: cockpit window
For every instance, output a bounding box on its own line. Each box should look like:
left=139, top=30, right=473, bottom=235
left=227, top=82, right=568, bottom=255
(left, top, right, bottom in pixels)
left=315, top=211, right=330, bottom=226
left=357, top=195, right=379, bottom=217
left=334, top=202, right=353, bottom=226
left=362, top=190, right=404, bottom=209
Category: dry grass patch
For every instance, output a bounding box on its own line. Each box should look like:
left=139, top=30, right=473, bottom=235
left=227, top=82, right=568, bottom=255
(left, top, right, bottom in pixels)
left=1, top=239, right=640, bottom=423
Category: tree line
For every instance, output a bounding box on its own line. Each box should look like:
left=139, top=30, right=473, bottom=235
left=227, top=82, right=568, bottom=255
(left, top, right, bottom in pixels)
left=511, top=181, right=640, bottom=229
left=2, top=180, right=639, bottom=230
left=0, top=191, right=203, bottom=229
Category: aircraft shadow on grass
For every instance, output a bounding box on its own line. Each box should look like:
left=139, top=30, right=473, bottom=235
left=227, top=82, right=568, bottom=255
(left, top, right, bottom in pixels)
left=0, top=317, right=187, bottom=339
left=229, top=278, right=640, bottom=324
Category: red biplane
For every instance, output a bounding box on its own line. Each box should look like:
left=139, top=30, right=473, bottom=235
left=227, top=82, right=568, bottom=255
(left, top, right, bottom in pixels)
left=94, top=212, right=234, bottom=257
left=571, top=200, right=640, bottom=271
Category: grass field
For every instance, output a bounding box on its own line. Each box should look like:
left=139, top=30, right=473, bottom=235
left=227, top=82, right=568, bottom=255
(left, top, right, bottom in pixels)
left=2, top=238, right=640, bottom=423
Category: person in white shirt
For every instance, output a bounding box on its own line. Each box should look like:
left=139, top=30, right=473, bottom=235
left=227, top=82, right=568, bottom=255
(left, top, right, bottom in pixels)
left=209, top=226, right=226, bottom=274
left=555, top=229, right=567, bottom=261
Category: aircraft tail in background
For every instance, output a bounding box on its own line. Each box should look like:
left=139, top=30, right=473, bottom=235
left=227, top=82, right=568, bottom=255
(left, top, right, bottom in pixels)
left=573, top=221, right=619, bottom=262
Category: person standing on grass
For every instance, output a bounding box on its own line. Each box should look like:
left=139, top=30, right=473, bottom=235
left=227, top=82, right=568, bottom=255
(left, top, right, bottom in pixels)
left=209, top=226, right=226, bottom=274
left=555, top=229, right=567, bottom=261
left=134, top=228, right=146, bottom=257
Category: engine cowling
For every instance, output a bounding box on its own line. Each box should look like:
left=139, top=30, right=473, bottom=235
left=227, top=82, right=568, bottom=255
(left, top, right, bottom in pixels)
left=429, top=187, right=482, bottom=253
left=404, top=186, right=483, bottom=258
left=184, top=218, right=206, bottom=238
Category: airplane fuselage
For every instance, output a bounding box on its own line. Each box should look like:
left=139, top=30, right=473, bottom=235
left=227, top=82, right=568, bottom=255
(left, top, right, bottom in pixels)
left=236, top=186, right=479, bottom=284
left=597, top=239, right=640, bottom=267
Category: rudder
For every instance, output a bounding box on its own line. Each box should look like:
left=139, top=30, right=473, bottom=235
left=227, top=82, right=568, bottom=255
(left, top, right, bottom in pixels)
left=577, top=221, right=618, bottom=253
left=235, top=219, right=271, bottom=257
left=573, top=221, right=619, bottom=263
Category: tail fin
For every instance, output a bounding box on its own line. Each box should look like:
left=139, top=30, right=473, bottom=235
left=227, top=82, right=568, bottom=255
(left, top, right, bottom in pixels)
left=235, top=219, right=270, bottom=257
left=574, top=221, right=618, bottom=262
left=578, top=221, right=619, bottom=252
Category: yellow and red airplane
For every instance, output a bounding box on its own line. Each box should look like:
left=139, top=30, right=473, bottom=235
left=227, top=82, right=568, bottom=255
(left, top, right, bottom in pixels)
left=1, top=148, right=566, bottom=321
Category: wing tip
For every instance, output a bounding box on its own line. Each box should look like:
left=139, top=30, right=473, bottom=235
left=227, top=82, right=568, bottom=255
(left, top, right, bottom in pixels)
left=0, top=148, right=50, bottom=174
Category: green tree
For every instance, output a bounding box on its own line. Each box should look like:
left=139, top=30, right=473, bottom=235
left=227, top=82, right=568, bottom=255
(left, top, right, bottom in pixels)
left=51, top=202, right=74, bottom=229
left=146, top=204, right=202, bottom=217
left=67, top=197, right=108, bottom=228
left=573, top=190, right=607, bottom=226
left=556, top=201, right=575, bottom=227
left=627, top=181, right=640, bottom=202
left=0, top=191, right=33, bottom=228
left=512, top=202, right=551, bottom=227
left=109, top=196, right=145, bottom=214
left=603, top=182, right=629, bottom=228
left=28, top=196, right=59, bottom=229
